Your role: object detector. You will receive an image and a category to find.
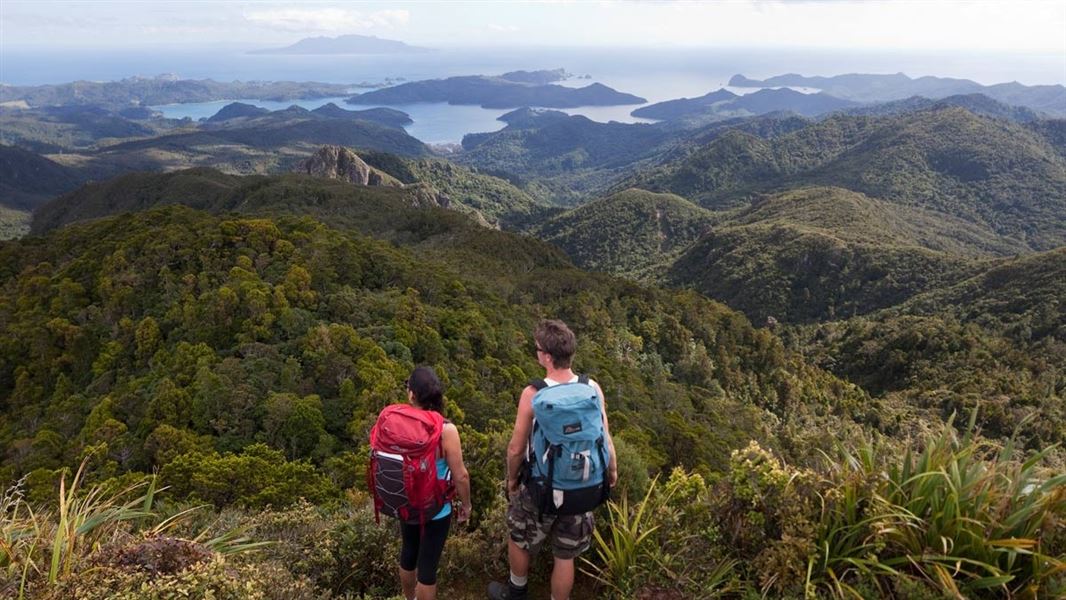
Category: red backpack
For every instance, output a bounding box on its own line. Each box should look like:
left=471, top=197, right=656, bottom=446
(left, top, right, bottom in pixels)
left=369, top=404, right=453, bottom=524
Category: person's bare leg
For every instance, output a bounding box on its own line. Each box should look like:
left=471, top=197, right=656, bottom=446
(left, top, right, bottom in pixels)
left=399, top=566, right=416, bottom=600
left=550, top=557, right=575, bottom=600
left=508, top=538, right=531, bottom=578
left=415, top=583, right=437, bottom=600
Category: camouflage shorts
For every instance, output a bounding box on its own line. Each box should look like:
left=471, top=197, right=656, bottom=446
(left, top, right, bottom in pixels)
left=506, top=485, right=594, bottom=560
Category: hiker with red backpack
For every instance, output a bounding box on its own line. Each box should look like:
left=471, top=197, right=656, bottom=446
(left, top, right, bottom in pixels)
left=488, top=319, right=618, bottom=600
left=370, top=367, right=471, bottom=600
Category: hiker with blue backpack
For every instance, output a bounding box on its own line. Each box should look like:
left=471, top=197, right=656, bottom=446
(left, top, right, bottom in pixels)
left=370, top=366, right=472, bottom=600
left=488, top=319, right=618, bottom=600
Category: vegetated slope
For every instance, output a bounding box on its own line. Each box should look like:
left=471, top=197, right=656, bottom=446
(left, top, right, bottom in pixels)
left=204, top=102, right=413, bottom=130
left=31, top=169, right=249, bottom=234
left=729, top=72, right=1066, bottom=116
left=840, top=93, right=1045, bottom=122
left=309, top=103, right=413, bottom=127
left=534, top=189, right=715, bottom=278
left=0, top=205, right=31, bottom=240
left=32, top=153, right=546, bottom=235
left=29, top=169, right=463, bottom=238
left=665, top=187, right=990, bottom=324
left=0, top=188, right=876, bottom=513
left=0, top=105, right=167, bottom=153
left=355, top=147, right=553, bottom=228
left=457, top=109, right=816, bottom=204
left=204, top=102, right=270, bottom=122
left=394, top=158, right=552, bottom=228
left=634, top=88, right=858, bottom=121
left=631, top=88, right=740, bottom=120
left=0, top=76, right=352, bottom=110
left=47, top=113, right=429, bottom=181
left=457, top=111, right=679, bottom=203
left=626, top=107, right=1066, bottom=250
left=0, top=144, right=86, bottom=211
left=724, top=186, right=1030, bottom=257
left=1027, top=118, right=1066, bottom=158
left=791, top=247, right=1066, bottom=449
left=897, top=246, right=1066, bottom=340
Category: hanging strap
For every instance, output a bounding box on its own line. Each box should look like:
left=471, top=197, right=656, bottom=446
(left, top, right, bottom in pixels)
left=596, top=438, right=610, bottom=504
left=538, top=444, right=559, bottom=520
left=368, top=451, right=381, bottom=524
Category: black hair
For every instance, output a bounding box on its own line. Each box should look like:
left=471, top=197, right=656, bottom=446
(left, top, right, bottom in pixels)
left=407, top=366, right=444, bottom=413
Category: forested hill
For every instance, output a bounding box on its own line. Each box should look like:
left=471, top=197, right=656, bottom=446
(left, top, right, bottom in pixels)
left=622, top=107, right=1066, bottom=250
left=534, top=188, right=716, bottom=278
left=663, top=186, right=1010, bottom=323
left=0, top=145, right=85, bottom=211
left=31, top=155, right=548, bottom=234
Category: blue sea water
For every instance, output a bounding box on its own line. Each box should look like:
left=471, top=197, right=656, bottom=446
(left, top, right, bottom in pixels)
left=4, top=45, right=1064, bottom=144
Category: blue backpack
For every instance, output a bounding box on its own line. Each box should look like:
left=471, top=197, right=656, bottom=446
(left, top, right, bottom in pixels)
left=524, top=375, right=611, bottom=516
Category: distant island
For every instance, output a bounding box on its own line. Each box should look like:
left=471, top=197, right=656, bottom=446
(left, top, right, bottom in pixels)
left=347, top=72, right=646, bottom=109
left=631, top=89, right=739, bottom=119
left=729, top=73, right=1066, bottom=116
left=633, top=87, right=859, bottom=121
left=0, top=75, right=353, bottom=110
left=251, top=34, right=431, bottom=55
left=202, top=101, right=413, bottom=129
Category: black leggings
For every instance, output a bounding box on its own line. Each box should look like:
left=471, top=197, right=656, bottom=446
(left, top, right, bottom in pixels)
left=399, top=517, right=451, bottom=585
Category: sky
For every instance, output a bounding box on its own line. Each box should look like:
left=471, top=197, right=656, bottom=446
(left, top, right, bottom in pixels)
left=2, top=0, right=1065, bottom=54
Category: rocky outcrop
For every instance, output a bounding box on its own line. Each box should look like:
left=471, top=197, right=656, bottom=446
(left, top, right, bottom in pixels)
left=296, top=145, right=402, bottom=187
left=404, top=183, right=451, bottom=209
left=297, top=146, right=458, bottom=210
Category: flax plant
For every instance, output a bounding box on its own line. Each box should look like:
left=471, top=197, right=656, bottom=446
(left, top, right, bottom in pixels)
left=873, top=414, right=1065, bottom=598
left=1, top=455, right=269, bottom=599
left=581, top=477, right=665, bottom=597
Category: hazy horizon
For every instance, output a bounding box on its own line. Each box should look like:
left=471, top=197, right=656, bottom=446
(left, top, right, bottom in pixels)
left=4, top=1, right=1065, bottom=51
left=3, top=44, right=1065, bottom=89
left=3, top=1, right=1065, bottom=89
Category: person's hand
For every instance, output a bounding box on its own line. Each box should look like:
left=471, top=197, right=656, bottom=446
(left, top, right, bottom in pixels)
left=456, top=502, right=471, bottom=524
left=506, top=477, right=519, bottom=498
left=609, top=469, right=618, bottom=488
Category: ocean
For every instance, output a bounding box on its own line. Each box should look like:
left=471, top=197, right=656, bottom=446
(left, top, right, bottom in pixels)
left=3, top=45, right=1064, bottom=144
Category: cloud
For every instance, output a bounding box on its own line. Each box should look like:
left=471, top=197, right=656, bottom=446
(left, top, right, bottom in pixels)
left=244, top=8, right=409, bottom=32
left=488, top=24, right=520, bottom=32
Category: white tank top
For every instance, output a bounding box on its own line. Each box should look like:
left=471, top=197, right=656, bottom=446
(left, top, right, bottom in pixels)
left=543, top=375, right=579, bottom=387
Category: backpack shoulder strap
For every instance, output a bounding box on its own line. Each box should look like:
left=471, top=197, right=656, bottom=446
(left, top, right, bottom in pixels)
left=529, top=379, right=549, bottom=392
left=577, top=374, right=590, bottom=385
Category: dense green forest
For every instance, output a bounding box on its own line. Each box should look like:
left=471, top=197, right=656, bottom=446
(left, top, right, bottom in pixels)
left=622, top=107, right=1066, bottom=249
left=535, top=189, right=715, bottom=278
left=3, top=177, right=873, bottom=487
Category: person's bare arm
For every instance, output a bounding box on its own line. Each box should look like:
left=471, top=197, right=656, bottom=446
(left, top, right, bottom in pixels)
left=592, top=381, right=618, bottom=487
left=442, top=423, right=472, bottom=522
left=506, top=386, right=536, bottom=496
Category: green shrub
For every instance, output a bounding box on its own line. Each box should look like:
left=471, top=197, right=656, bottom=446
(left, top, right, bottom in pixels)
left=160, top=444, right=340, bottom=508
left=324, top=504, right=402, bottom=597
left=46, top=556, right=264, bottom=600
